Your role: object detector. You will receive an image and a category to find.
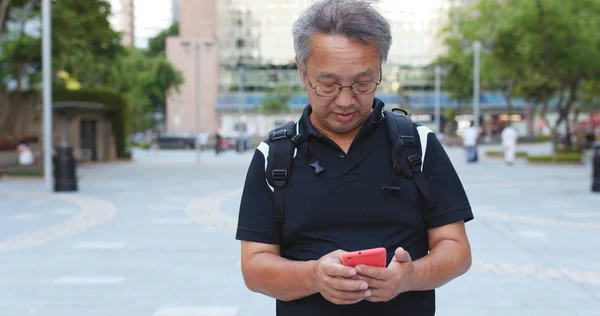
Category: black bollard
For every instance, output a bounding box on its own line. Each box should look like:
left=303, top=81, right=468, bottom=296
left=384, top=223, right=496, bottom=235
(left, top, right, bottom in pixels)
left=593, top=142, right=600, bottom=193
left=54, top=144, right=78, bottom=192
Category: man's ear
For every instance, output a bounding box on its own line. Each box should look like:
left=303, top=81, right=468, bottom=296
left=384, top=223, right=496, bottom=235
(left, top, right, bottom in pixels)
left=295, top=57, right=307, bottom=85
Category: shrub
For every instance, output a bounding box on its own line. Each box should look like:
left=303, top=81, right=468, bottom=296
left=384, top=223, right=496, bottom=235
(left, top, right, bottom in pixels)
left=485, top=150, right=528, bottom=158
left=527, top=153, right=582, bottom=164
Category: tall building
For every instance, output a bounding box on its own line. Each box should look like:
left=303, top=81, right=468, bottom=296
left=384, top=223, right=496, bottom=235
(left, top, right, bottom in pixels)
left=119, top=0, right=135, bottom=46
left=172, top=0, right=180, bottom=23
left=165, top=0, right=220, bottom=135
left=108, top=0, right=175, bottom=48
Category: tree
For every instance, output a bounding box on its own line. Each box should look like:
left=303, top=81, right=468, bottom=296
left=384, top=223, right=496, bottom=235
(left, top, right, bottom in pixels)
left=147, top=22, right=178, bottom=57
left=107, top=48, right=183, bottom=132
left=438, top=0, right=600, bottom=152
left=51, top=0, right=122, bottom=87
left=261, top=85, right=294, bottom=113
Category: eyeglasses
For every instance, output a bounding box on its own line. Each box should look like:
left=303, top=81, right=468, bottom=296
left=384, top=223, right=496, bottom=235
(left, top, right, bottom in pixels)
left=304, top=72, right=382, bottom=97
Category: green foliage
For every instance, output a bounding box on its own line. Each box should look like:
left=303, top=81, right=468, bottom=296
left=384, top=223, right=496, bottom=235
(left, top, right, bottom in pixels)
left=51, top=0, right=122, bottom=86
left=485, top=151, right=528, bottom=158
left=527, top=153, right=583, bottom=164
left=107, top=47, right=183, bottom=132
left=53, top=88, right=129, bottom=158
left=438, top=0, right=600, bottom=153
left=147, top=22, right=179, bottom=57
left=261, top=86, right=294, bottom=113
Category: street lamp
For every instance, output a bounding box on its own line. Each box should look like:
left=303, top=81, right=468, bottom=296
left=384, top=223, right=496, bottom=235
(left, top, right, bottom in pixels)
left=434, top=65, right=442, bottom=133
left=181, top=40, right=215, bottom=164
left=42, top=0, right=52, bottom=191
left=461, top=40, right=492, bottom=131
left=473, top=40, right=482, bottom=131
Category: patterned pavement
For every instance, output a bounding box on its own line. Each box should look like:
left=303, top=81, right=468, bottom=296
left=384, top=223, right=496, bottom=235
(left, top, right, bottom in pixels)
left=0, top=143, right=599, bottom=316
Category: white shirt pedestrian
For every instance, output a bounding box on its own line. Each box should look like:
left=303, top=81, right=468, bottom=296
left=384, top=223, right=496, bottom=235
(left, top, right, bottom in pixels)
left=462, top=126, right=479, bottom=147
left=501, top=125, right=519, bottom=165
left=17, top=143, right=34, bottom=165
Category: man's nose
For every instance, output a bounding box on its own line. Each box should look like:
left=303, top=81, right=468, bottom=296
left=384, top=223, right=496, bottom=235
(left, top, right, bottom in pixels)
left=335, top=87, right=355, bottom=108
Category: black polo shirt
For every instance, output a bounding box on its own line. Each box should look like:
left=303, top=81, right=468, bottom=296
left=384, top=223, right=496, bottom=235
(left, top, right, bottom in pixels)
left=236, top=99, right=473, bottom=316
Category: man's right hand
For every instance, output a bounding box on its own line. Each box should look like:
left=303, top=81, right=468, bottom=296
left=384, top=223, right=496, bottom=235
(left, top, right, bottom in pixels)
left=311, top=250, right=372, bottom=305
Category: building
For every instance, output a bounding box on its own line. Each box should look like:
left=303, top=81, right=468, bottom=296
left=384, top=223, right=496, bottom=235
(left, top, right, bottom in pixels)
left=108, top=0, right=175, bottom=48
left=119, top=0, right=135, bottom=46
left=166, top=0, right=220, bottom=135
left=166, top=0, right=490, bottom=138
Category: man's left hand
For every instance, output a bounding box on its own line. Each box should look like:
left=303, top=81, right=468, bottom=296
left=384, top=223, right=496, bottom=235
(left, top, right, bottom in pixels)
left=353, top=247, right=417, bottom=303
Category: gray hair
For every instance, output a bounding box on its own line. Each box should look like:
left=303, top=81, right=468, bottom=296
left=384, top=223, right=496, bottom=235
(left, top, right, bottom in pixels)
left=292, top=0, right=392, bottom=72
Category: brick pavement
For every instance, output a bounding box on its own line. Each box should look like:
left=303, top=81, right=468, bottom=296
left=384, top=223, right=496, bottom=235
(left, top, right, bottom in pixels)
left=0, top=144, right=599, bottom=316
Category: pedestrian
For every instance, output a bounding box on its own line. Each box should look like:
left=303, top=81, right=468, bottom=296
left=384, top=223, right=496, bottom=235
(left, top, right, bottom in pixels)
left=150, top=132, right=160, bottom=155
left=16, top=141, right=34, bottom=165
left=501, top=123, right=519, bottom=165
left=215, top=133, right=222, bottom=155
left=236, top=1, right=474, bottom=315
left=462, top=121, right=479, bottom=163
left=198, top=132, right=209, bottom=151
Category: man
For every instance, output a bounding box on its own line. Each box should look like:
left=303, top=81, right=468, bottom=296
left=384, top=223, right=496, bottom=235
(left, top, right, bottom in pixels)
left=501, top=123, right=519, bottom=165
left=236, top=1, right=473, bottom=315
left=462, top=121, right=479, bottom=163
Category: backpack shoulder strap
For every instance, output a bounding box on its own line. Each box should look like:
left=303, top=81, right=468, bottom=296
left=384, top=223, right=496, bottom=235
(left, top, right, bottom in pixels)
left=383, top=110, right=438, bottom=212
left=266, top=121, right=301, bottom=223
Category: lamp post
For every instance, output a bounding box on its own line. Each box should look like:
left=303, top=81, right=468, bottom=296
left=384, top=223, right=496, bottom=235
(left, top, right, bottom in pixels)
left=182, top=40, right=214, bottom=163
left=42, top=0, right=52, bottom=191
left=473, top=40, right=481, bottom=130
left=434, top=66, right=442, bottom=133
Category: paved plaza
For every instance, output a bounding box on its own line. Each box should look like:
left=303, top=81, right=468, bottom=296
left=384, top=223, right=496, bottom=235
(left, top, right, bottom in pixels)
left=1, top=143, right=599, bottom=316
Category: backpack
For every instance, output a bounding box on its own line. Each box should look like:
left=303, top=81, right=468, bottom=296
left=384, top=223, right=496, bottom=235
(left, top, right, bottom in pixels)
left=265, top=109, right=437, bottom=224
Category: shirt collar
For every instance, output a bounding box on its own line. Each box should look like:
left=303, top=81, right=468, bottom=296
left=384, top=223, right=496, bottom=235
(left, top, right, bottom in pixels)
left=297, top=97, right=386, bottom=138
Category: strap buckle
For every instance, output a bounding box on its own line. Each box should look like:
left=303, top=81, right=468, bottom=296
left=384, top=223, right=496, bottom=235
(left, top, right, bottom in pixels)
left=407, top=154, right=422, bottom=171
left=401, top=136, right=417, bottom=147
left=291, top=134, right=304, bottom=145
left=271, top=169, right=288, bottom=187
left=271, top=130, right=288, bottom=141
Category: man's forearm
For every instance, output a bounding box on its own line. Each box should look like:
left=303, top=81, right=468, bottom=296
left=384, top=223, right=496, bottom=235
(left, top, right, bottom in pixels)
left=243, top=252, right=319, bottom=301
left=410, top=239, right=472, bottom=291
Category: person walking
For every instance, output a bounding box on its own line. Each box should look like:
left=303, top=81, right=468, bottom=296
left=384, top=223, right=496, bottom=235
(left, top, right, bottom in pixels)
left=462, top=121, right=479, bottom=163
left=235, top=1, right=474, bottom=315
left=501, top=123, right=519, bottom=165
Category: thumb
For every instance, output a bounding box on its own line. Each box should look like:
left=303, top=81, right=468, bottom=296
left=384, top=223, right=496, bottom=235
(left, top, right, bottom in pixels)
left=393, top=247, right=412, bottom=263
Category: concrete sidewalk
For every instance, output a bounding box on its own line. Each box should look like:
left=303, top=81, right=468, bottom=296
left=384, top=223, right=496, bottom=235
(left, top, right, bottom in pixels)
left=0, top=146, right=599, bottom=316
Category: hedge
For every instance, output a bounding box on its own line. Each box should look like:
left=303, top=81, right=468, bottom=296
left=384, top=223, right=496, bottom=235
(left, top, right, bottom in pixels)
left=53, top=88, right=130, bottom=158
left=485, top=150, right=528, bottom=158
left=527, top=153, right=583, bottom=164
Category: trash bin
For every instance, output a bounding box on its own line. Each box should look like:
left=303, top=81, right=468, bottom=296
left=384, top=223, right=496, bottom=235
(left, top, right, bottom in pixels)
left=54, top=144, right=78, bottom=192
left=593, top=142, right=600, bottom=193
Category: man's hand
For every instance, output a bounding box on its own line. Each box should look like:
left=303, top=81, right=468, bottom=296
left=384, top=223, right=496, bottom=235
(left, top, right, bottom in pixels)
left=311, top=250, right=372, bottom=305
left=354, top=247, right=417, bottom=303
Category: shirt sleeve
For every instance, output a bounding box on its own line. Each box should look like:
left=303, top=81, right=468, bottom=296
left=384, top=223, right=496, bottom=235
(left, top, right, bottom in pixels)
left=235, top=148, right=281, bottom=245
left=421, top=132, right=474, bottom=228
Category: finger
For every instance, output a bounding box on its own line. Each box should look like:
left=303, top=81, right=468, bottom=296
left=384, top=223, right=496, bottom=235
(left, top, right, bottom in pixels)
left=323, top=260, right=357, bottom=278
left=393, top=247, right=412, bottom=262
left=323, top=294, right=364, bottom=305
left=355, top=265, right=391, bottom=280
left=366, top=288, right=391, bottom=302
left=326, top=275, right=368, bottom=292
left=326, top=288, right=372, bottom=302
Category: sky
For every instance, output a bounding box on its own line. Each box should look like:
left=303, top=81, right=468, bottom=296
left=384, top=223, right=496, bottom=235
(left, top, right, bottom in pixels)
left=107, top=0, right=174, bottom=48
left=106, top=0, right=450, bottom=62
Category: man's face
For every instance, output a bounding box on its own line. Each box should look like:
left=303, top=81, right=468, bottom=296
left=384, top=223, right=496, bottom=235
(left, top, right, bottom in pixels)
left=297, top=34, right=381, bottom=136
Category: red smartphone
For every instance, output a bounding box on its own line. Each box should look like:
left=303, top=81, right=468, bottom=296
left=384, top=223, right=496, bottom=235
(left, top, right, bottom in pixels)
left=342, top=247, right=387, bottom=268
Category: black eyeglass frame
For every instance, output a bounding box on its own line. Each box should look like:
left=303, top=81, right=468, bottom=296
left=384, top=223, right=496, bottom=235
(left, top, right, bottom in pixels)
left=303, top=67, right=383, bottom=97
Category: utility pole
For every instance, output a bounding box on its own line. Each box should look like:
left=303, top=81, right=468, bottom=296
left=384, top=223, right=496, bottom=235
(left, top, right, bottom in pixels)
left=473, top=40, right=481, bottom=130
left=434, top=66, right=442, bottom=133
left=42, top=0, right=53, bottom=191
left=194, top=42, right=201, bottom=164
